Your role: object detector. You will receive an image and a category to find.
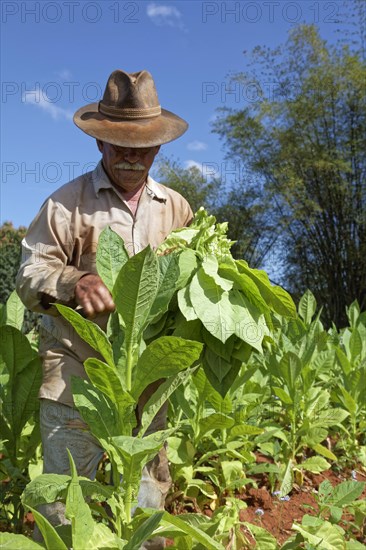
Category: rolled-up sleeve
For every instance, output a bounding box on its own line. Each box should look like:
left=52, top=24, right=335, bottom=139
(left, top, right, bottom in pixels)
left=16, top=198, right=89, bottom=315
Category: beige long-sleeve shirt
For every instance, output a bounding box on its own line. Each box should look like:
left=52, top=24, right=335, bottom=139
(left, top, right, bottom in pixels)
left=16, top=161, right=193, bottom=406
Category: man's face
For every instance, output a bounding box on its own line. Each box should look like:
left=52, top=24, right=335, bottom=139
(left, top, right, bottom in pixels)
left=96, top=140, right=160, bottom=192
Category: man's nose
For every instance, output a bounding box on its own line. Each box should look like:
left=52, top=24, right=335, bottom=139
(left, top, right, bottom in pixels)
left=123, top=148, right=140, bottom=162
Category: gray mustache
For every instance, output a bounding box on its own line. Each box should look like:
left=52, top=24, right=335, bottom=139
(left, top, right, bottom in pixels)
left=114, top=163, right=145, bottom=171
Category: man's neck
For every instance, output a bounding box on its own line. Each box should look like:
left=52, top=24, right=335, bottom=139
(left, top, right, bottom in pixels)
left=119, top=179, right=146, bottom=201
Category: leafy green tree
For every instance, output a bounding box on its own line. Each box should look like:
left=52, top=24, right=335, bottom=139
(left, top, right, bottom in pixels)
left=155, top=156, right=219, bottom=214
left=214, top=181, right=277, bottom=268
left=0, top=222, right=27, bottom=304
left=0, top=222, right=40, bottom=331
left=213, top=23, right=366, bottom=326
left=156, top=157, right=278, bottom=268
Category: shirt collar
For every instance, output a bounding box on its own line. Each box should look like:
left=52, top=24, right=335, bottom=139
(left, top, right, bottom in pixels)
left=91, top=160, right=167, bottom=203
left=91, top=161, right=113, bottom=196
left=145, top=175, right=167, bottom=203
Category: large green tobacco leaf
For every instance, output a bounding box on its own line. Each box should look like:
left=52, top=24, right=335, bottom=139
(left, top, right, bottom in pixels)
left=124, top=512, right=165, bottom=550
left=189, top=268, right=268, bottom=349
left=219, top=264, right=271, bottom=316
left=159, top=511, right=224, bottom=550
left=324, top=480, right=365, bottom=507
left=166, top=436, right=195, bottom=465
left=346, top=300, right=361, bottom=328
left=23, top=474, right=71, bottom=507
left=140, top=365, right=200, bottom=436
left=147, top=253, right=180, bottom=323
left=308, top=408, right=349, bottom=429
left=3, top=290, right=25, bottom=330
left=143, top=311, right=169, bottom=341
left=173, top=317, right=202, bottom=342
left=176, top=248, right=199, bottom=288
left=136, top=509, right=223, bottom=549
left=107, top=311, right=126, bottom=367
left=111, top=432, right=171, bottom=488
left=277, top=352, right=303, bottom=395
left=157, top=227, right=199, bottom=254
left=198, top=413, right=234, bottom=439
left=23, top=473, right=114, bottom=508
left=338, top=387, right=357, bottom=416
left=297, top=457, right=331, bottom=473
left=229, top=290, right=268, bottom=351
left=311, top=444, right=337, bottom=462
left=202, top=255, right=233, bottom=291
left=336, top=348, right=352, bottom=375
left=203, top=354, right=241, bottom=397
left=0, top=328, right=41, bottom=451
left=96, top=226, right=129, bottom=293
left=236, top=260, right=297, bottom=318
left=189, top=268, right=236, bottom=343
left=71, top=377, right=123, bottom=439
left=298, top=289, right=317, bottom=324
left=243, top=523, right=278, bottom=549
left=87, top=523, right=125, bottom=550
left=131, top=336, right=203, bottom=400
left=204, top=347, right=232, bottom=383
left=177, top=286, right=198, bottom=321
left=55, top=305, right=114, bottom=367
left=11, top=356, right=42, bottom=436
left=202, top=328, right=236, bottom=361
left=0, top=532, right=43, bottom=549
left=280, top=459, right=293, bottom=497
left=113, top=245, right=159, bottom=347
left=28, top=506, right=68, bottom=550
left=65, top=450, right=95, bottom=550
left=192, top=367, right=221, bottom=406
left=0, top=325, right=37, bottom=381
left=230, top=425, right=264, bottom=439
left=349, top=326, right=364, bottom=362
left=292, top=520, right=346, bottom=550
left=113, top=246, right=159, bottom=391
left=84, top=358, right=135, bottom=420
left=272, top=386, right=293, bottom=405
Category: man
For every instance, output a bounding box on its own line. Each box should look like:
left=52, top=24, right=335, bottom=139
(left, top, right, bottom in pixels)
left=16, top=69, right=193, bottom=548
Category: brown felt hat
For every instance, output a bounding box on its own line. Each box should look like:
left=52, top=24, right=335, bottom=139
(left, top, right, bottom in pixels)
left=73, top=69, right=188, bottom=147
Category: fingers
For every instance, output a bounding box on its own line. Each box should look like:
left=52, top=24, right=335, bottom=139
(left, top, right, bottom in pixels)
left=75, top=274, right=116, bottom=319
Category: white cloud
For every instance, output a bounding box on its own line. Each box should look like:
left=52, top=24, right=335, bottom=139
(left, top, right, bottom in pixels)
left=187, top=140, right=208, bottom=151
left=55, top=69, right=72, bottom=80
left=185, top=160, right=220, bottom=179
left=23, top=91, right=73, bottom=121
left=146, top=3, right=186, bottom=30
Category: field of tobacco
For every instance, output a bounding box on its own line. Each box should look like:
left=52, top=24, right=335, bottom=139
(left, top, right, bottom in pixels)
left=1, top=210, right=365, bottom=549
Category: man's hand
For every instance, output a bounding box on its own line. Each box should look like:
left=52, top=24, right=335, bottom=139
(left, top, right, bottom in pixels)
left=75, top=274, right=115, bottom=319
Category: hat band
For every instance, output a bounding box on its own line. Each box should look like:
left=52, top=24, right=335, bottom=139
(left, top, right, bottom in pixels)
left=98, top=101, right=161, bottom=120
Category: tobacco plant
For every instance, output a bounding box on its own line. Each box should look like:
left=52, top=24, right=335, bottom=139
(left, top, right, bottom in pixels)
left=0, top=291, right=42, bottom=531
left=4, top=209, right=364, bottom=547
left=10, top=208, right=294, bottom=547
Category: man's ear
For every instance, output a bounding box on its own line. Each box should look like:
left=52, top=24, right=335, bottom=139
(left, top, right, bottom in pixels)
left=96, top=139, right=104, bottom=153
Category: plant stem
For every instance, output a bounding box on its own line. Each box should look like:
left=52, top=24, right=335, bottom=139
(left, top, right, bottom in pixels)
left=126, top=343, right=134, bottom=392
left=112, top=458, right=120, bottom=490
left=125, top=483, right=133, bottom=524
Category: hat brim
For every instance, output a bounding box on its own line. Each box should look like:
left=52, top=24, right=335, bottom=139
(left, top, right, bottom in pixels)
left=73, top=103, right=188, bottom=147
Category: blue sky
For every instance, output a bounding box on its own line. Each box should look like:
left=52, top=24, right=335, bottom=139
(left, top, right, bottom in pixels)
left=1, top=0, right=348, bottom=227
